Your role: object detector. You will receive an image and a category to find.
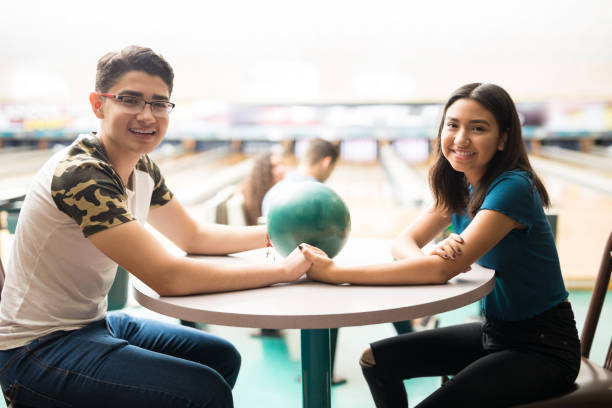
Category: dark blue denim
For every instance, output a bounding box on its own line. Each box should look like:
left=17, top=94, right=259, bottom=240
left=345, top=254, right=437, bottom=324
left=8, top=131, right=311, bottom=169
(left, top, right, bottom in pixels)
left=364, top=300, right=580, bottom=407
left=0, top=312, right=241, bottom=407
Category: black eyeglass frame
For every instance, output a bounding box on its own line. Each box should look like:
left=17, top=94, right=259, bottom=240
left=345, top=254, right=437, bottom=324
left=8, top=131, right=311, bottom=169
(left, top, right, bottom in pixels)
left=99, top=93, right=176, bottom=114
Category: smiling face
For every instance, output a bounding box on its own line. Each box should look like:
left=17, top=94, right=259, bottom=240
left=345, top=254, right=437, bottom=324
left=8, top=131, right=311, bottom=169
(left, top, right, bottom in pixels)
left=92, top=70, right=170, bottom=159
left=441, top=98, right=507, bottom=186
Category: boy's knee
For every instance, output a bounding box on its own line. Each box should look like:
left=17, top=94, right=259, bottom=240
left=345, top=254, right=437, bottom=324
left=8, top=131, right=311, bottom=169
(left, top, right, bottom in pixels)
left=229, top=345, right=241, bottom=372
left=223, top=344, right=241, bottom=388
left=360, top=347, right=376, bottom=367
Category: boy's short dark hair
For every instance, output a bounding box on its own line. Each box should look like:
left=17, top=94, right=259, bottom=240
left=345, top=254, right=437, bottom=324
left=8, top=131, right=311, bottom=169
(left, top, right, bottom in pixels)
left=305, top=138, right=340, bottom=166
left=95, top=45, right=174, bottom=94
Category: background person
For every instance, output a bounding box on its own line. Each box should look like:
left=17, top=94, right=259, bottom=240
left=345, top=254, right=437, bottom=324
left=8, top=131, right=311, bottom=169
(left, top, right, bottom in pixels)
left=300, top=83, right=580, bottom=407
left=261, top=138, right=415, bottom=385
left=241, top=152, right=286, bottom=226
left=261, top=138, right=339, bottom=217
left=240, top=152, right=287, bottom=337
left=255, top=139, right=340, bottom=339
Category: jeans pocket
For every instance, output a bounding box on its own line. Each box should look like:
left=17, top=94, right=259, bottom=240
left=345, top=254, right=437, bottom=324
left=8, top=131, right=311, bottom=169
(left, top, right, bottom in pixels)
left=8, top=381, right=72, bottom=407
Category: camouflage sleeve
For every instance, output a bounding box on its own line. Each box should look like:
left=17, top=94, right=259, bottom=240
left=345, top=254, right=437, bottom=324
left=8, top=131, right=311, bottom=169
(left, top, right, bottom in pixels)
left=51, top=158, right=135, bottom=237
left=140, top=155, right=174, bottom=208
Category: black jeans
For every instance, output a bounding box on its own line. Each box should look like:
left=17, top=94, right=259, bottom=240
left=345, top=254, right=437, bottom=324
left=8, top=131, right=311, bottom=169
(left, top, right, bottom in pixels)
left=362, top=301, right=580, bottom=408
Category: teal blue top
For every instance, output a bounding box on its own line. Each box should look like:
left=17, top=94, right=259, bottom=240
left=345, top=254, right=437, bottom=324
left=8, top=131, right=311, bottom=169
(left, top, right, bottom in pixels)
left=452, top=170, right=568, bottom=321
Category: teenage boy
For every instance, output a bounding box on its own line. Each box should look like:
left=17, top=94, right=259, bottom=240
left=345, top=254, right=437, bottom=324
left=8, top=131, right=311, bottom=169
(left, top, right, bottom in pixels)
left=0, top=46, right=310, bottom=407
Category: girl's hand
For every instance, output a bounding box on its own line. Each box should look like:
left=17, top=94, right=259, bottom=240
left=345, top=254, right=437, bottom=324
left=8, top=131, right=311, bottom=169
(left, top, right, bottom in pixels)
left=299, top=243, right=337, bottom=283
left=427, top=233, right=465, bottom=261
left=281, top=245, right=312, bottom=282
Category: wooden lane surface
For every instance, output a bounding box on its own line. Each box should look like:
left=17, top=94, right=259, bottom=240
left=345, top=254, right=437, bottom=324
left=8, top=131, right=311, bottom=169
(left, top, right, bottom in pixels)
left=161, top=152, right=246, bottom=199
left=538, top=169, right=612, bottom=286
left=325, top=161, right=421, bottom=240
left=325, top=158, right=611, bottom=287
left=1, top=152, right=610, bottom=288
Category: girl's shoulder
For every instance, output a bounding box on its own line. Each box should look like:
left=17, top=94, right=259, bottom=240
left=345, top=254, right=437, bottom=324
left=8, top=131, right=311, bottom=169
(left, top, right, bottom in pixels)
left=488, top=169, right=532, bottom=192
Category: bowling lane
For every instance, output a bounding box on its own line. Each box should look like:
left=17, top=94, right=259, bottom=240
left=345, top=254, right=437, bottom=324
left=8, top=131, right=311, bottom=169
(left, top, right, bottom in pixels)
left=0, top=148, right=56, bottom=178
left=328, top=155, right=611, bottom=284
left=534, top=162, right=612, bottom=285
left=326, top=161, right=421, bottom=239
left=0, top=149, right=57, bottom=199
left=162, top=152, right=248, bottom=204
left=0, top=143, right=187, bottom=202
left=2, top=144, right=609, bottom=286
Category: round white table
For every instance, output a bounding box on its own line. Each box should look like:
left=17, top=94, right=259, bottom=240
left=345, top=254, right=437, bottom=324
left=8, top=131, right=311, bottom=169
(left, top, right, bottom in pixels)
left=133, top=239, right=495, bottom=408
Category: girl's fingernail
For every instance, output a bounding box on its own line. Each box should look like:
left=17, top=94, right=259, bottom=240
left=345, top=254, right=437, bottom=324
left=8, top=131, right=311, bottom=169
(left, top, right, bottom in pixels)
left=443, top=254, right=448, bottom=258
left=298, top=245, right=303, bottom=250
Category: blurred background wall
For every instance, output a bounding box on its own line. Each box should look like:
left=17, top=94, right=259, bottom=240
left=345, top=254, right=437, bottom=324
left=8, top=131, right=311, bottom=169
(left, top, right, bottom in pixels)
left=1, top=0, right=611, bottom=142
left=1, top=0, right=611, bottom=104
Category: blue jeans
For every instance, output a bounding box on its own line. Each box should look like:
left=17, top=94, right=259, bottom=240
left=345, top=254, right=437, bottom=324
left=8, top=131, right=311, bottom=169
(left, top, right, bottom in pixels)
left=0, top=312, right=241, bottom=407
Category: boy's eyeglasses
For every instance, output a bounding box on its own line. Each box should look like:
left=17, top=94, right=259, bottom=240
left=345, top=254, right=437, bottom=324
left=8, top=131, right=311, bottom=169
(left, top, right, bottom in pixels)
left=99, top=93, right=175, bottom=117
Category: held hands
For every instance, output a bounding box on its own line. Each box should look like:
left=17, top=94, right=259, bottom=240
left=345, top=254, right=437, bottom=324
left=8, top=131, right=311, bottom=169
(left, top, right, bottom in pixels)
left=281, top=245, right=312, bottom=282
left=298, top=243, right=337, bottom=283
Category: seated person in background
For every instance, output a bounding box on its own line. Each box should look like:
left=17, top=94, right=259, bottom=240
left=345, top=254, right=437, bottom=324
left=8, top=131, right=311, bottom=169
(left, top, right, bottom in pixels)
left=241, top=152, right=286, bottom=226
left=261, top=138, right=339, bottom=217
left=256, top=138, right=340, bottom=339
left=0, top=45, right=310, bottom=408
left=260, top=138, right=414, bottom=384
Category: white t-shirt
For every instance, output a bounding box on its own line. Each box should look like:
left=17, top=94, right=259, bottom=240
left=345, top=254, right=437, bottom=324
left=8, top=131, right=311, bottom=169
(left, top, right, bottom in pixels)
left=0, top=134, right=173, bottom=350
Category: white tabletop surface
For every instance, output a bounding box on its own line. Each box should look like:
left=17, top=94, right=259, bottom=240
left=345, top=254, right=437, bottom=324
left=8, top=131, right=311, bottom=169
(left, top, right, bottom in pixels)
left=133, top=239, right=495, bottom=329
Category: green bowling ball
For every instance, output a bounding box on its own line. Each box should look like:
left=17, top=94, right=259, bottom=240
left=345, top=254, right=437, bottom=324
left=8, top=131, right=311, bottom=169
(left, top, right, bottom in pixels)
left=267, top=181, right=351, bottom=258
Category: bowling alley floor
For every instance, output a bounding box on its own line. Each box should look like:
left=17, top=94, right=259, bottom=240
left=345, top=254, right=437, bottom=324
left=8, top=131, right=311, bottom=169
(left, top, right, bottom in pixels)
left=1, top=289, right=607, bottom=408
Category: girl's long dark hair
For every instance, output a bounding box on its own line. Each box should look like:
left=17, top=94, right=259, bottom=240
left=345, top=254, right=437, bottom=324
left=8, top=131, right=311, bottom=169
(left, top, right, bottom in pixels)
left=429, top=83, right=549, bottom=216
left=242, top=153, right=277, bottom=225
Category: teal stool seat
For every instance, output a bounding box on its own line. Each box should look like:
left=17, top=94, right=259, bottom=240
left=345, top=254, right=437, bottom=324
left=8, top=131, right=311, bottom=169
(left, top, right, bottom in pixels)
left=108, top=266, right=129, bottom=311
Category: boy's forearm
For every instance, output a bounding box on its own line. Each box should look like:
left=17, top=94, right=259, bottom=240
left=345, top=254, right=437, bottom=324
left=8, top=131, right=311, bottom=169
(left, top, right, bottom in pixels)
left=157, top=256, right=286, bottom=296
left=186, top=224, right=268, bottom=255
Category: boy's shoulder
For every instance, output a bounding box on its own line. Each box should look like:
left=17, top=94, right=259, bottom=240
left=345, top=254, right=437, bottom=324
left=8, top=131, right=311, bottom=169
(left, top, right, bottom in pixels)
left=52, top=134, right=120, bottom=192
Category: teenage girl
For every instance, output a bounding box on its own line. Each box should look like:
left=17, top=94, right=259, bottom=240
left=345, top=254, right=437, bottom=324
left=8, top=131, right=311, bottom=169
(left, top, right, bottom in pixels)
left=300, top=83, right=580, bottom=407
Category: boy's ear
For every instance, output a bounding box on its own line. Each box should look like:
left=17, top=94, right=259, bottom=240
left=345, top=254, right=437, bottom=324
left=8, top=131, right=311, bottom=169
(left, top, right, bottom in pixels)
left=320, top=156, right=332, bottom=168
left=89, top=92, right=104, bottom=119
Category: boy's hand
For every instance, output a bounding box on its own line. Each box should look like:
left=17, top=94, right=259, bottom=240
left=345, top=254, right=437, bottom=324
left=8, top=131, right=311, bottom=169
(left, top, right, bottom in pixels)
left=280, top=245, right=312, bottom=282
left=300, top=243, right=337, bottom=283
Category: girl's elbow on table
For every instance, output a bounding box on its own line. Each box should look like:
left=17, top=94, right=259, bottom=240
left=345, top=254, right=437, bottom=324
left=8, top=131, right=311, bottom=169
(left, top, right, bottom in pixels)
left=430, top=257, right=471, bottom=284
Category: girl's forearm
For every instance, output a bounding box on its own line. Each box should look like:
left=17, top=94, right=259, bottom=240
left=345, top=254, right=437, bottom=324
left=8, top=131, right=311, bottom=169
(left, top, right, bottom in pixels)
left=390, top=238, right=427, bottom=260
left=328, top=256, right=455, bottom=285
